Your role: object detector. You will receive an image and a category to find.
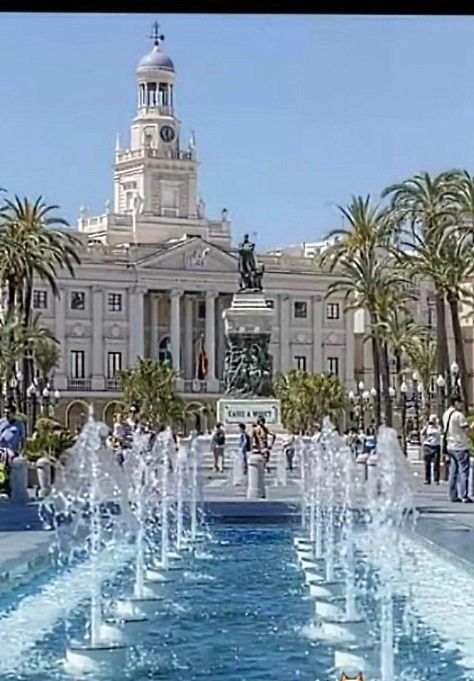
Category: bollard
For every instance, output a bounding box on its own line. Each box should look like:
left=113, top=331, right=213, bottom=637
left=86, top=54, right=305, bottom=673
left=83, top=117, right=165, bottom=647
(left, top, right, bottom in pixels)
left=247, top=453, right=266, bottom=499
left=367, top=454, right=378, bottom=496
left=36, top=456, right=52, bottom=499
left=470, top=459, right=474, bottom=499
left=10, top=457, right=29, bottom=504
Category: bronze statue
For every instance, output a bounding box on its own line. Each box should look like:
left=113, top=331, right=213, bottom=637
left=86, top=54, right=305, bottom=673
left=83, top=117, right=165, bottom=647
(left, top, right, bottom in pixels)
left=238, top=234, right=264, bottom=291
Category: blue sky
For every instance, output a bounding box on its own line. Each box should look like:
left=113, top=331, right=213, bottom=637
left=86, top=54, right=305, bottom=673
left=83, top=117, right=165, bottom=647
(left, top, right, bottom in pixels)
left=1, top=13, right=474, bottom=249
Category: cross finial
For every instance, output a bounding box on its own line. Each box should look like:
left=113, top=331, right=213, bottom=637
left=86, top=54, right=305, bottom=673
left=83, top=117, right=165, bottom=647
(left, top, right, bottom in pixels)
left=150, top=22, right=164, bottom=46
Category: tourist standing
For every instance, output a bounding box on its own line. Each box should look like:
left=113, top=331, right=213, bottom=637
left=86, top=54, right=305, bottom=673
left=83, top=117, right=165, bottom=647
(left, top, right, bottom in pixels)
left=0, top=404, right=25, bottom=498
left=443, top=397, right=474, bottom=503
left=253, top=416, right=276, bottom=472
left=420, top=414, right=441, bottom=485
left=363, top=426, right=377, bottom=456
left=211, top=422, right=226, bottom=473
left=283, top=432, right=296, bottom=471
left=238, top=423, right=251, bottom=475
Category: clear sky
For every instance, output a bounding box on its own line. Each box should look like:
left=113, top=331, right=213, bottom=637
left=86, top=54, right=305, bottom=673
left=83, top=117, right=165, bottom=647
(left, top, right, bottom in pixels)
left=1, top=13, right=474, bottom=249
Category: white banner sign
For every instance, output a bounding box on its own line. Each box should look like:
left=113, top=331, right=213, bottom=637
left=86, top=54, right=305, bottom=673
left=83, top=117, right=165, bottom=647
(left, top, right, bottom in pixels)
left=217, top=399, right=281, bottom=426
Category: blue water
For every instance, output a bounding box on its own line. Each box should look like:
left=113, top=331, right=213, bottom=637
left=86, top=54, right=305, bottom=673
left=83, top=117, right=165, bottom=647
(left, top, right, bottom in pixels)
left=0, top=525, right=473, bottom=680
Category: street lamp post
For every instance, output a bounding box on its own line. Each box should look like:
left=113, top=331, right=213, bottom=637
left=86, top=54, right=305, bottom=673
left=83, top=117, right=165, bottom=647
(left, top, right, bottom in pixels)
left=412, top=372, right=422, bottom=445
left=400, top=380, right=408, bottom=457
left=26, top=383, right=38, bottom=435
left=450, top=361, right=461, bottom=402
left=41, top=387, right=61, bottom=418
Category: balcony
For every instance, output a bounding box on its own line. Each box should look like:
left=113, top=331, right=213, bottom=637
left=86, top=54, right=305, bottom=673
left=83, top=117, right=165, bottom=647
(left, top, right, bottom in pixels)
left=182, top=379, right=208, bottom=394
left=67, top=378, right=92, bottom=391
left=105, top=378, right=121, bottom=392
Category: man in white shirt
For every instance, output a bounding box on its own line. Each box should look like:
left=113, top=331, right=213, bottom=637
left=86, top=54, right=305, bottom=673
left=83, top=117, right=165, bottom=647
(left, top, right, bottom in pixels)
left=442, top=397, right=474, bottom=503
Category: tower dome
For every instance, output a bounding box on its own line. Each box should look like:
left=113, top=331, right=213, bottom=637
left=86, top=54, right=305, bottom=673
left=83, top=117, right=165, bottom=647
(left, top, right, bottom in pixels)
left=137, top=23, right=175, bottom=75
left=137, top=43, right=174, bottom=74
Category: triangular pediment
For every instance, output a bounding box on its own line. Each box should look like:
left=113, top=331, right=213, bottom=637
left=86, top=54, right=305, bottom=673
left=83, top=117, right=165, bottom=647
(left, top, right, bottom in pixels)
left=137, top=237, right=237, bottom=273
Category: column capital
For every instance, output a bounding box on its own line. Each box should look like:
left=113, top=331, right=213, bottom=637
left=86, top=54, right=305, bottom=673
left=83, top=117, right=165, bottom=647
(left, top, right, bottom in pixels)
left=171, top=288, right=184, bottom=299
left=91, top=285, right=103, bottom=294
left=132, top=286, right=148, bottom=296
left=312, top=292, right=324, bottom=303
left=205, top=289, right=218, bottom=300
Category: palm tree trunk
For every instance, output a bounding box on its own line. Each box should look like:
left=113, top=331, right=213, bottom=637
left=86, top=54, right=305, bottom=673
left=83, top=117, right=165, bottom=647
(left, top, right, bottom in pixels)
left=369, top=334, right=382, bottom=426
left=21, top=278, right=34, bottom=417
left=380, top=342, right=393, bottom=426
left=447, top=292, right=469, bottom=408
left=435, top=292, right=450, bottom=393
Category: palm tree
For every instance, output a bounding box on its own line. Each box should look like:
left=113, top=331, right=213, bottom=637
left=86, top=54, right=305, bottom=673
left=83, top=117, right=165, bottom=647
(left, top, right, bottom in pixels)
left=274, top=370, right=346, bottom=433
left=382, top=171, right=460, bottom=397
left=0, top=195, right=81, bottom=400
left=119, top=358, right=184, bottom=427
left=0, top=309, right=55, bottom=410
left=32, top=336, right=60, bottom=389
left=406, top=335, right=437, bottom=414
left=321, top=195, right=406, bottom=426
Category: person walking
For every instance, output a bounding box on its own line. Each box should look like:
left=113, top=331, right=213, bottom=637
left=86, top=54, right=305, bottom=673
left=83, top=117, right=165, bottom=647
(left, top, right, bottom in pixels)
left=283, top=433, right=296, bottom=471
left=443, top=397, right=474, bottom=503
left=420, top=414, right=441, bottom=485
left=211, top=422, right=226, bottom=473
left=238, top=423, right=251, bottom=475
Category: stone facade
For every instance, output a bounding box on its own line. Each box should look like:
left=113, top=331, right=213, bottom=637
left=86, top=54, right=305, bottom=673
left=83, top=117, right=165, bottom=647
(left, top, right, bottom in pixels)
left=29, top=33, right=358, bottom=430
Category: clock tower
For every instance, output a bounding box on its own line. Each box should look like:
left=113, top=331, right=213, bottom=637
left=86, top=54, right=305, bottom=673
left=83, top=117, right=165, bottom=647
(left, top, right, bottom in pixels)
left=113, top=24, right=199, bottom=220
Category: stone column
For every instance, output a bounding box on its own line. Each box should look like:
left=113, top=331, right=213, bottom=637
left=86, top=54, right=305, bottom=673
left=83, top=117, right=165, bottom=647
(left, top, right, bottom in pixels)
left=205, top=290, right=218, bottom=390
left=312, top=293, right=324, bottom=374
left=170, top=288, right=182, bottom=374
left=345, top=307, right=355, bottom=388
left=91, top=286, right=105, bottom=390
left=279, top=295, right=291, bottom=374
left=129, top=287, right=145, bottom=366
left=184, top=295, right=194, bottom=379
left=54, top=288, right=67, bottom=390
left=150, top=294, right=159, bottom=360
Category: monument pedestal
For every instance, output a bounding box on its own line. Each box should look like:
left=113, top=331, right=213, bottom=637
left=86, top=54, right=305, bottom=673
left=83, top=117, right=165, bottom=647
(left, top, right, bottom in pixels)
left=220, top=290, right=283, bottom=431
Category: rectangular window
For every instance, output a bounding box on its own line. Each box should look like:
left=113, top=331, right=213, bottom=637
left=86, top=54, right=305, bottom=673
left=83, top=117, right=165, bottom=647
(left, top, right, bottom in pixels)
left=294, top=301, right=307, bottom=319
left=107, top=352, right=122, bottom=379
left=33, top=290, right=48, bottom=310
left=108, top=293, right=122, bottom=312
left=326, top=303, right=340, bottom=320
left=70, top=350, right=85, bottom=379
left=327, top=357, right=339, bottom=376
left=197, top=300, right=206, bottom=320
left=71, top=291, right=85, bottom=311
left=295, top=355, right=307, bottom=372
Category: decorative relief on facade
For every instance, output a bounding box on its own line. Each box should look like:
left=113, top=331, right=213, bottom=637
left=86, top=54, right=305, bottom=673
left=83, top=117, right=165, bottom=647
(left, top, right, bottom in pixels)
left=185, top=247, right=210, bottom=269
left=111, top=325, right=121, bottom=338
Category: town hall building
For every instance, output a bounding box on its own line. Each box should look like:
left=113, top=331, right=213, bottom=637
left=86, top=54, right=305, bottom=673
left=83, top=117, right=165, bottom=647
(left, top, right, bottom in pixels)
left=34, top=28, right=357, bottom=430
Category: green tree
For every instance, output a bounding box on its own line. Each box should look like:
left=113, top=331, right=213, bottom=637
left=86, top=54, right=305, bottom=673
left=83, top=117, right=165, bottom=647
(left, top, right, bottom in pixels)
left=119, top=358, right=184, bottom=427
left=0, top=195, right=81, bottom=401
left=405, top=335, right=437, bottom=415
left=274, top=370, right=346, bottom=433
left=32, top=336, right=60, bottom=388
left=382, top=171, right=459, bottom=397
left=321, top=195, right=406, bottom=426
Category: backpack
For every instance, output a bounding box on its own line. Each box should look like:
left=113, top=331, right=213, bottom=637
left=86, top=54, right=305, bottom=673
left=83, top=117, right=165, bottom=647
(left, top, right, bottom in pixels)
left=215, top=430, right=225, bottom=446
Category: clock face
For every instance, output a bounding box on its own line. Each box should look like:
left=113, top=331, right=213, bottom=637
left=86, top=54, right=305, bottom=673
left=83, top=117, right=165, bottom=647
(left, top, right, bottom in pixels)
left=160, top=125, right=175, bottom=143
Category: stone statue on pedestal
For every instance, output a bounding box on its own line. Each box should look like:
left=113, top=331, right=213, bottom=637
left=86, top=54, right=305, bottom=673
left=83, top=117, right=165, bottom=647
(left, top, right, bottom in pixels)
left=238, top=234, right=265, bottom=292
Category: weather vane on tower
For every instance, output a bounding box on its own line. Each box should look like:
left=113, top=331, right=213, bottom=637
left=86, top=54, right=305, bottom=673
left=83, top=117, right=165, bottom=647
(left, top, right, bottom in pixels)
left=150, top=22, right=165, bottom=46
